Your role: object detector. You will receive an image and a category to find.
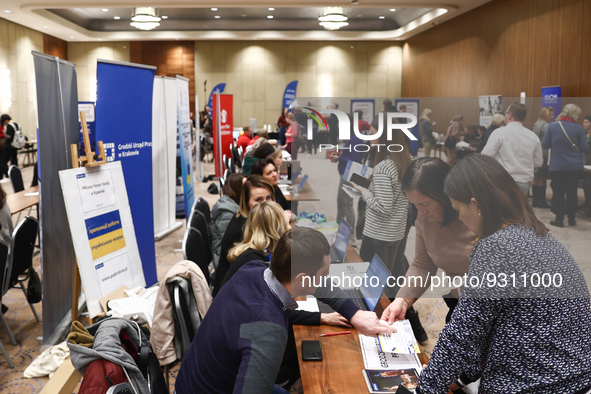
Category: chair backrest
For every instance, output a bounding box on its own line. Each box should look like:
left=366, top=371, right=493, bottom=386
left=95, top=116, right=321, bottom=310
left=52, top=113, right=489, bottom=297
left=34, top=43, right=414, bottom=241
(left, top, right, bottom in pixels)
left=5, top=217, right=38, bottom=291
left=0, top=243, right=9, bottom=299
left=182, top=227, right=211, bottom=284
left=232, top=145, right=242, bottom=169
left=166, top=280, right=198, bottom=358
left=188, top=209, right=212, bottom=260
left=195, top=197, right=212, bottom=224
left=8, top=165, right=24, bottom=193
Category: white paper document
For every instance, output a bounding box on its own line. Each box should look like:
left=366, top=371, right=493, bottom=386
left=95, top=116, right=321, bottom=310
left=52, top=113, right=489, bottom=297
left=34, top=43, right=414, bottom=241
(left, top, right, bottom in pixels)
left=341, top=184, right=362, bottom=198
left=377, top=320, right=421, bottom=354
left=359, top=334, right=422, bottom=370
left=296, top=296, right=320, bottom=313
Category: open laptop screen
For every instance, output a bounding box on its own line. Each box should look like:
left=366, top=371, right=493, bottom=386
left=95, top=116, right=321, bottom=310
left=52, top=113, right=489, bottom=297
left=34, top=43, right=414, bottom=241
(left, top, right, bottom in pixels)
left=360, top=254, right=391, bottom=312
left=334, top=220, right=351, bottom=260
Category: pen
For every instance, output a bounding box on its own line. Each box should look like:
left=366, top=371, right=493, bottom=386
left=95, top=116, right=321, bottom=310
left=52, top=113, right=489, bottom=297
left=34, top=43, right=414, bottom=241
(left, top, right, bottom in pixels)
left=320, top=331, right=351, bottom=337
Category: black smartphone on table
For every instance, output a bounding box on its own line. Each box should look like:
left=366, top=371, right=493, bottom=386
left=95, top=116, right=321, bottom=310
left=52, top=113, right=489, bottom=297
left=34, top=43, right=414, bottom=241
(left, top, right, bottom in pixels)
left=301, top=340, right=323, bottom=361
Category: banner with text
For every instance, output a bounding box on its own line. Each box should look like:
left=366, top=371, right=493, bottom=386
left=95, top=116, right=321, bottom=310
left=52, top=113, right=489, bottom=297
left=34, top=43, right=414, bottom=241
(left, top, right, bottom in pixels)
left=282, top=80, right=298, bottom=109
left=394, top=99, right=420, bottom=156
left=95, top=59, right=157, bottom=286
left=207, top=83, right=226, bottom=111
left=177, top=76, right=195, bottom=220
left=478, top=95, right=503, bottom=127
left=542, top=86, right=561, bottom=120
left=59, top=162, right=145, bottom=317
left=213, top=94, right=234, bottom=177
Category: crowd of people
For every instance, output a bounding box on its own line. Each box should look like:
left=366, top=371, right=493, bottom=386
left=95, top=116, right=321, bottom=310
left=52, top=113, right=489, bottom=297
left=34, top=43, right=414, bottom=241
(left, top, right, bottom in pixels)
left=175, top=102, right=591, bottom=393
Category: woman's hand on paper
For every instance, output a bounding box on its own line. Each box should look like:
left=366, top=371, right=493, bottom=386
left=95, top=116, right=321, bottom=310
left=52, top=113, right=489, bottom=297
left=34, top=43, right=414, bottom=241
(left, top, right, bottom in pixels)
left=350, top=310, right=397, bottom=336
left=381, top=298, right=409, bottom=325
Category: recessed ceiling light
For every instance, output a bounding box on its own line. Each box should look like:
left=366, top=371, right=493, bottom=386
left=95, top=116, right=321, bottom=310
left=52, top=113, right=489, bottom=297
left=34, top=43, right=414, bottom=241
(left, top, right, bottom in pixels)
left=3, top=10, right=12, bottom=14
left=211, top=8, right=218, bottom=11
left=114, top=16, right=120, bottom=20
left=215, top=15, right=220, bottom=19
left=268, top=8, right=275, bottom=11
left=267, top=15, right=273, bottom=19
left=70, top=36, right=75, bottom=39
left=43, top=25, right=48, bottom=28
left=98, top=38, right=102, bottom=41
left=102, top=9, right=108, bottom=12
left=390, top=8, right=396, bottom=12
left=357, top=14, right=363, bottom=17
left=241, top=14, right=247, bottom=17
left=161, top=15, right=168, bottom=19
left=379, top=16, right=385, bottom=19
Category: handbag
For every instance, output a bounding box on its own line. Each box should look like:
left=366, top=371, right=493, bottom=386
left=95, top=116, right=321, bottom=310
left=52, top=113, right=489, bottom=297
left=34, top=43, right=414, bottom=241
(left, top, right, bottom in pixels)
left=558, top=121, right=583, bottom=154
left=27, top=268, right=42, bottom=304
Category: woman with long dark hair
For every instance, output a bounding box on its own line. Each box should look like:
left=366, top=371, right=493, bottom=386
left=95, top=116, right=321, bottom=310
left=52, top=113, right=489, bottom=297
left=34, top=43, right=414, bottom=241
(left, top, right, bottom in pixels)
left=409, top=154, right=591, bottom=393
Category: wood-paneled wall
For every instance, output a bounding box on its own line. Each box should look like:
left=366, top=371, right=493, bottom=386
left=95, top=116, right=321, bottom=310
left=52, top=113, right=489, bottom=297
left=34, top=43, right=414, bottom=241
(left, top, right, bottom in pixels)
left=130, top=41, right=196, bottom=112
left=43, top=34, right=67, bottom=60
left=402, top=0, right=591, bottom=98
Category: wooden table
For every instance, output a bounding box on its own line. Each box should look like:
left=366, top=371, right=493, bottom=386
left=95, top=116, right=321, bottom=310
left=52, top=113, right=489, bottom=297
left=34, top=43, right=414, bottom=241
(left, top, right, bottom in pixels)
left=293, top=243, right=441, bottom=393
left=280, top=178, right=320, bottom=202
left=6, top=185, right=39, bottom=215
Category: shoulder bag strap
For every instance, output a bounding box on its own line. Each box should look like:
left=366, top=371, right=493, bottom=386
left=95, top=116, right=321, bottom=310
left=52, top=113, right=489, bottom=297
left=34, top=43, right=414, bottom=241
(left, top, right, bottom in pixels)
left=558, top=121, right=581, bottom=152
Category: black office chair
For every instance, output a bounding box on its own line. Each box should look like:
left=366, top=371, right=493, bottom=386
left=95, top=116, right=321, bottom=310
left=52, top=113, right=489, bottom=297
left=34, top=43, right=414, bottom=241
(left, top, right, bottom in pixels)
left=188, top=209, right=212, bottom=261
left=4, top=217, right=41, bottom=323
left=0, top=243, right=15, bottom=368
left=8, top=165, right=24, bottom=193
left=195, top=197, right=212, bottom=225
left=182, top=227, right=211, bottom=284
left=232, top=144, right=242, bottom=170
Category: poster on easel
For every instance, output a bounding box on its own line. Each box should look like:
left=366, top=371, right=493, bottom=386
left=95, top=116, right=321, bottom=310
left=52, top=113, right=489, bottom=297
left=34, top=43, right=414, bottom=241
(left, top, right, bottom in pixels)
left=478, top=95, right=502, bottom=127
left=59, top=161, right=146, bottom=317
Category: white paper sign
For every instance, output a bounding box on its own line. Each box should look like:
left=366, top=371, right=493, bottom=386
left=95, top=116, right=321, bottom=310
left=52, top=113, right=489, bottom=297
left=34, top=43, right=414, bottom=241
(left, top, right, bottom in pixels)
left=60, top=162, right=145, bottom=317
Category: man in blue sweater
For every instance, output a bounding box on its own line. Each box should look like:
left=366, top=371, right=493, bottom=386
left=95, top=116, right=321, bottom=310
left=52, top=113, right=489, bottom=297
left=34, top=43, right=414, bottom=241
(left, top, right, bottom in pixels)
left=176, top=227, right=395, bottom=394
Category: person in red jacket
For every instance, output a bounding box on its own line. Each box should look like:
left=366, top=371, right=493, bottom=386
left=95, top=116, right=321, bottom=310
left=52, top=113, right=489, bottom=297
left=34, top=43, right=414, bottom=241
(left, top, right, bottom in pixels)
left=236, top=126, right=253, bottom=156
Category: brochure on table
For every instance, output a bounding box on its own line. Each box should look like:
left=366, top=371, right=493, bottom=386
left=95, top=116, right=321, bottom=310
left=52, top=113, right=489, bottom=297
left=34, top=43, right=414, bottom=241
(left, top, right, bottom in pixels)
left=59, top=161, right=146, bottom=317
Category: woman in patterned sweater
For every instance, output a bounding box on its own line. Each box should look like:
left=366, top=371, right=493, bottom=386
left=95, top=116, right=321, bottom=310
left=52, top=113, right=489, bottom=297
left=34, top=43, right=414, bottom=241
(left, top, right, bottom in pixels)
left=409, top=154, right=591, bottom=393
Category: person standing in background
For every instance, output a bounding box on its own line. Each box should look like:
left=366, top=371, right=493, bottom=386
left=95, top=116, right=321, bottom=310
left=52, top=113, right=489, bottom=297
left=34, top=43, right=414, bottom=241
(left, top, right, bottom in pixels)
left=0, top=114, right=7, bottom=179
left=328, top=103, right=340, bottom=145
left=531, top=107, right=553, bottom=208
left=420, top=109, right=436, bottom=157
left=1, top=114, right=20, bottom=177
left=542, top=104, right=588, bottom=227
left=236, top=126, right=253, bottom=155
left=277, top=108, right=289, bottom=148
left=482, top=102, right=543, bottom=196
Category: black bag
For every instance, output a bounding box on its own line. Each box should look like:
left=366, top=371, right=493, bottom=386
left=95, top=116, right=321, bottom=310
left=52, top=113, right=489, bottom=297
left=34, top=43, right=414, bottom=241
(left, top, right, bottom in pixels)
left=27, top=268, right=42, bottom=304
left=207, top=183, right=219, bottom=194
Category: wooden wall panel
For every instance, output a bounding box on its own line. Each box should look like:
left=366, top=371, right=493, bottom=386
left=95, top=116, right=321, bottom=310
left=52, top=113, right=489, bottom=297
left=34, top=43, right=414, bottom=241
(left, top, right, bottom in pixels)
left=402, top=0, right=591, bottom=98
left=43, top=34, right=67, bottom=60
left=130, top=41, right=196, bottom=113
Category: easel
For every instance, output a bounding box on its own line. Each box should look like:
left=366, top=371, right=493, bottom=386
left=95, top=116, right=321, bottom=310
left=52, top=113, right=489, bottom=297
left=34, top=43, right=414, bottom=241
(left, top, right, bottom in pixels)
left=70, top=112, right=108, bottom=323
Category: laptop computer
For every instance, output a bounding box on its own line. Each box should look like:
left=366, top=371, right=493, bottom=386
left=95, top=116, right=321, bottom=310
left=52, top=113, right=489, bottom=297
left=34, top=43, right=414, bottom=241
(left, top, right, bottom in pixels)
left=297, top=174, right=308, bottom=189
left=330, top=219, right=352, bottom=263
left=320, top=254, right=391, bottom=312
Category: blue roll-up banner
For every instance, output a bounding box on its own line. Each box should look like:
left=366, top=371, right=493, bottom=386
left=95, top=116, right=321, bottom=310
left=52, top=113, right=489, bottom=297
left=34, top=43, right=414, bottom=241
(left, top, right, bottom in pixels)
left=78, top=102, right=96, bottom=155
left=282, top=80, right=298, bottom=109
left=207, top=83, right=226, bottom=110
left=95, top=59, right=157, bottom=287
left=394, top=99, right=420, bottom=156
left=541, top=86, right=561, bottom=120
left=177, top=76, right=195, bottom=221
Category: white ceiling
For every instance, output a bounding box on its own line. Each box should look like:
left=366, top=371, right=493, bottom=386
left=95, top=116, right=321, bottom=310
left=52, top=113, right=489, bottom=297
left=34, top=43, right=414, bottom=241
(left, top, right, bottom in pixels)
left=0, top=0, right=491, bottom=42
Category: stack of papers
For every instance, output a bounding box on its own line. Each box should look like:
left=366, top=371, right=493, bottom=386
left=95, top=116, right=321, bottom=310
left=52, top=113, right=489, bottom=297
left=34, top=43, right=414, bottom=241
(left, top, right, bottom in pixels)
left=377, top=320, right=421, bottom=354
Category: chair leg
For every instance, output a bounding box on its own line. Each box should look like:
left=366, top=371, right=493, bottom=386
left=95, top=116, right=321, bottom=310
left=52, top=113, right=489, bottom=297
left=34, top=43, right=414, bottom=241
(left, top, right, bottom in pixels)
left=0, top=313, right=17, bottom=346
left=19, top=284, right=41, bottom=322
left=0, top=339, right=14, bottom=368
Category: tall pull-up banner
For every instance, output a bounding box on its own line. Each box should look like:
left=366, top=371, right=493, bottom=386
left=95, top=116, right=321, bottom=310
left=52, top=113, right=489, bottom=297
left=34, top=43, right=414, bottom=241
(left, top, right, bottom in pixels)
left=95, top=59, right=158, bottom=286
